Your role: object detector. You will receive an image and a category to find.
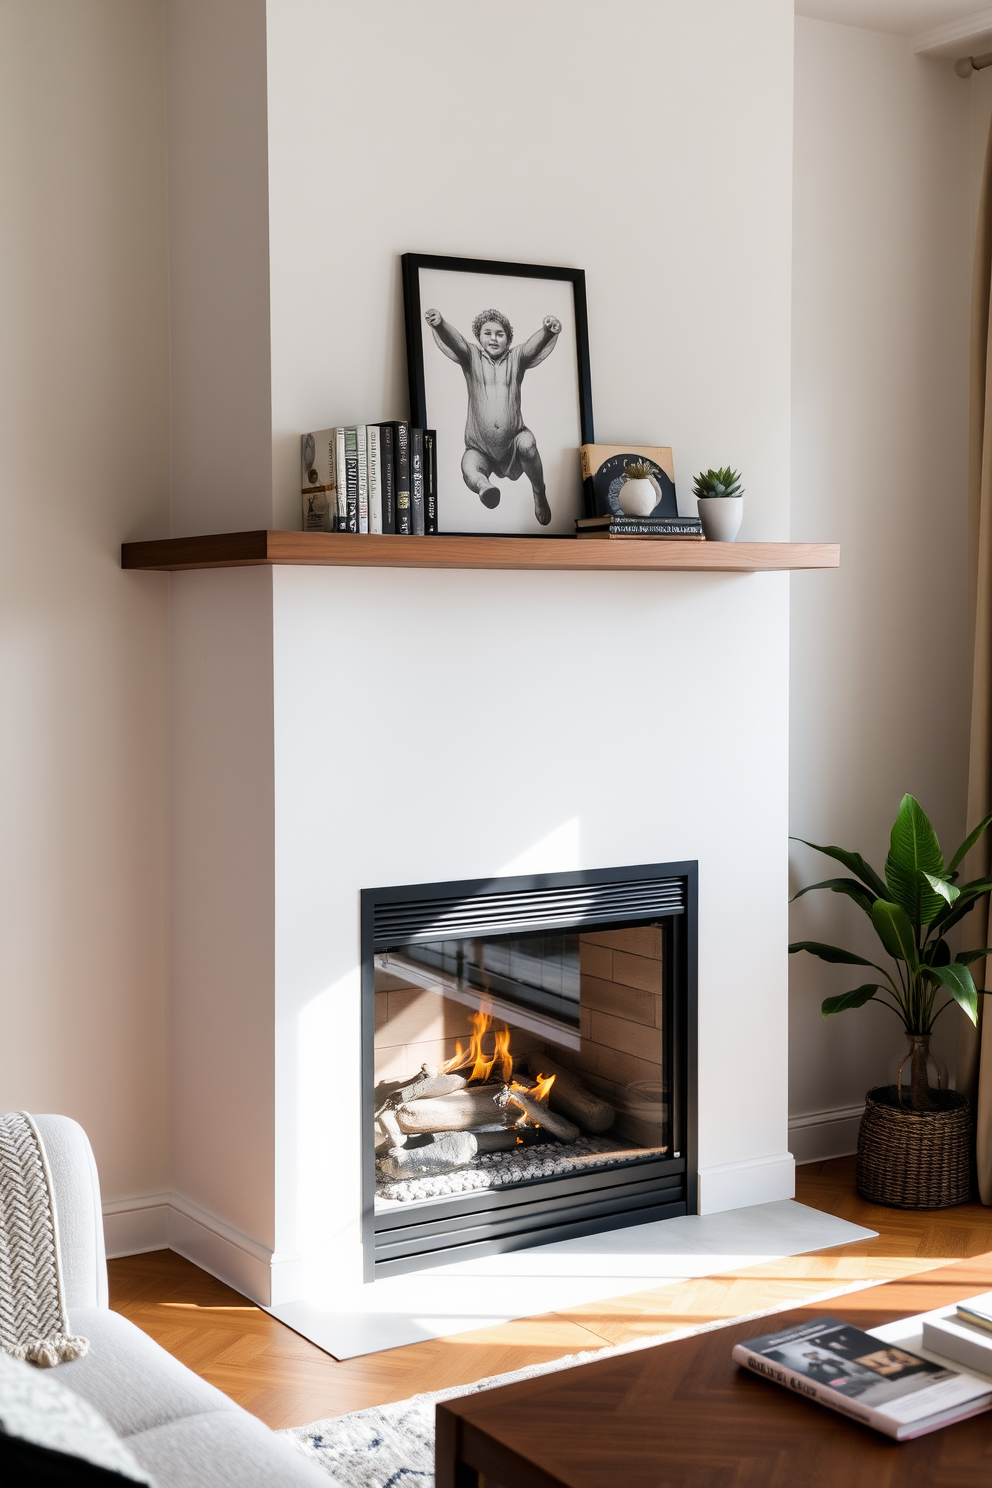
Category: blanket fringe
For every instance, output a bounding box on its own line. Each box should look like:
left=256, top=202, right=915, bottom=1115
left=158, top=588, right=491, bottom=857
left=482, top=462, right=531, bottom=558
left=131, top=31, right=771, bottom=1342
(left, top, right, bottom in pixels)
left=14, top=1334, right=89, bottom=1368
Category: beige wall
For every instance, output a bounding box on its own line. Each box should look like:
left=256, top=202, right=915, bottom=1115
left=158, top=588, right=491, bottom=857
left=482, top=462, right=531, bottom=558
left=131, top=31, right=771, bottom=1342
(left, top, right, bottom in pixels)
left=164, top=0, right=272, bottom=538
left=789, top=17, right=974, bottom=1157
left=0, top=2, right=171, bottom=1206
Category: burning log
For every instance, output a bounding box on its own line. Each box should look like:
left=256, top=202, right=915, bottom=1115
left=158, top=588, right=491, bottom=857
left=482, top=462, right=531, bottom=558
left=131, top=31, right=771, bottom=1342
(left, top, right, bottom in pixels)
left=500, top=1086, right=581, bottom=1143
left=379, top=1131, right=477, bottom=1178
left=395, top=1085, right=509, bottom=1134
left=375, top=1065, right=468, bottom=1105
left=524, top=1054, right=615, bottom=1134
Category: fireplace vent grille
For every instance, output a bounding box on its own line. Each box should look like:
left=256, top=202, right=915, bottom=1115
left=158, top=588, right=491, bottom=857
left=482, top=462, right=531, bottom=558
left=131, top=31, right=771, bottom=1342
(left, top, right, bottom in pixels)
left=373, top=875, right=686, bottom=949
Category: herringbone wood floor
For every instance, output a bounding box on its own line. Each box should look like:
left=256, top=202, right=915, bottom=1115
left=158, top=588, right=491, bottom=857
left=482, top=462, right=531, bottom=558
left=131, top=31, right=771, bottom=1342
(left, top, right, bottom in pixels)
left=106, top=1157, right=992, bottom=1431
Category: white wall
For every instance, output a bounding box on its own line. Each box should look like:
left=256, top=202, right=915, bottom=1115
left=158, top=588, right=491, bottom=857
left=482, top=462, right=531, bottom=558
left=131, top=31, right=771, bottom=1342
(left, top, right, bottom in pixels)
left=789, top=17, right=974, bottom=1160
left=266, top=0, right=794, bottom=535
left=0, top=2, right=172, bottom=1218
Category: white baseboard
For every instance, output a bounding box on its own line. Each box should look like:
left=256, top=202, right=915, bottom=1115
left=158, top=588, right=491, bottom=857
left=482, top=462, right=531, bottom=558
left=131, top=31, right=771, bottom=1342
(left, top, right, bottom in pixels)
left=101, top=1191, right=275, bottom=1305
left=167, top=1193, right=275, bottom=1306
left=101, top=1193, right=170, bottom=1258
left=697, top=1151, right=796, bottom=1215
left=789, top=1103, right=864, bottom=1165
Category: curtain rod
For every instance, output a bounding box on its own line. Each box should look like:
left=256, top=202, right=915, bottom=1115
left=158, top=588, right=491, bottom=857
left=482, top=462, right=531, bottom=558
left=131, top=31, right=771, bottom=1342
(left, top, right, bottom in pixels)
left=956, top=51, right=992, bottom=77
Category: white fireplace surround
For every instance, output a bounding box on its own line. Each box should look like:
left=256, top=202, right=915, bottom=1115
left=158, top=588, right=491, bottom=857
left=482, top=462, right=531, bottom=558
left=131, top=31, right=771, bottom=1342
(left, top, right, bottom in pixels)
left=162, top=562, right=795, bottom=1308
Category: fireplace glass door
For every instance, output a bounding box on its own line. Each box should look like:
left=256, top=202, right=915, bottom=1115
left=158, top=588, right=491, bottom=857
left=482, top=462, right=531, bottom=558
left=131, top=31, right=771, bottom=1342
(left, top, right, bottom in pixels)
left=373, top=924, right=672, bottom=1207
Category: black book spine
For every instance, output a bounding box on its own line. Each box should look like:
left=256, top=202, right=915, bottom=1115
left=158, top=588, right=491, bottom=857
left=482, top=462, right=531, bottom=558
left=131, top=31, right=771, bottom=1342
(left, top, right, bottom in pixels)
left=344, top=426, right=359, bottom=533
left=394, top=421, right=411, bottom=535
left=410, top=427, right=425, bottom=536
left=379, top=424, right=396, bottom=534
left=423, top=429, right=437, bottom=534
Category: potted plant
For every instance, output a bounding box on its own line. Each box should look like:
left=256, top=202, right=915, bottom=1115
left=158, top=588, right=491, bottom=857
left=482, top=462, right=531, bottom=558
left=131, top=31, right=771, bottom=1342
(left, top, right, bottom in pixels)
left=791, top=794, right=992, bottom=1208
left=618, top=459, right=658, bottom=517
left=692, top=466, right=744, bottom=541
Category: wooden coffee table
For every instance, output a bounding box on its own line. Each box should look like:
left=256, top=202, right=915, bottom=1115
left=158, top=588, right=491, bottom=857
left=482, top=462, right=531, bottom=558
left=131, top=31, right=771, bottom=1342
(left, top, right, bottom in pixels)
left=435, top=1252, right=992, bottom=1487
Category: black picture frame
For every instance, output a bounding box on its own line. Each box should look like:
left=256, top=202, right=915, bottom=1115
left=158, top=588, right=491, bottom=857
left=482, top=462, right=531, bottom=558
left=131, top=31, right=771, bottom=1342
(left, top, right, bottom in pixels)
left=402, top=253, right=595, bottom=535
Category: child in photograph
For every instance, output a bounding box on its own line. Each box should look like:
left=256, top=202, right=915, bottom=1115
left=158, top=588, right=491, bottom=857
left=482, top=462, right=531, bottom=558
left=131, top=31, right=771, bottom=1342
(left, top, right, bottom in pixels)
left=424, top=306, right=561, bottom=524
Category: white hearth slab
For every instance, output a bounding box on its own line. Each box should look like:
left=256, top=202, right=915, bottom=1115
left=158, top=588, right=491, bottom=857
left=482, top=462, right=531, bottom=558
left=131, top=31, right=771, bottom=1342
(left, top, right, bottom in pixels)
left=266, top=1199, right=875, bottom=1360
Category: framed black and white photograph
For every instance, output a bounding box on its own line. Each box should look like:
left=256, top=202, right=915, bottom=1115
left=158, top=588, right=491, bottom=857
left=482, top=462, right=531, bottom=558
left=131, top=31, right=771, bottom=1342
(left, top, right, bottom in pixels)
left=402, top=254, right=594, bottom=536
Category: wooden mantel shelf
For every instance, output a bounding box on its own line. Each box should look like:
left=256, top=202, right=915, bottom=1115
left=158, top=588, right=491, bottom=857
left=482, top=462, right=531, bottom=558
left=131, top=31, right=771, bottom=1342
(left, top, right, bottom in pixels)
left=121, top=530, right=839, bottom=573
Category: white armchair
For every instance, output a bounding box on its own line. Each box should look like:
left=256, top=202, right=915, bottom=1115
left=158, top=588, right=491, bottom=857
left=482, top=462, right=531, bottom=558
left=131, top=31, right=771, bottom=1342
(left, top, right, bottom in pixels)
left=19, top=1116, right=334, bottom=1488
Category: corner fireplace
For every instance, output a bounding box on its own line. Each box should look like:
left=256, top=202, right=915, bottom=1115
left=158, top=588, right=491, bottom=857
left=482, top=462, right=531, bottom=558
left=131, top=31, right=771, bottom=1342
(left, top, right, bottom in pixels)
left=361, top=863, right=697, bottom=1277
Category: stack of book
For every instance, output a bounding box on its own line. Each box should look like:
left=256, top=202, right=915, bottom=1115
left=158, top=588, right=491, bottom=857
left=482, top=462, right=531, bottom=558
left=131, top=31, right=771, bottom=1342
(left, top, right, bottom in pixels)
left=575, top=514, right=704, bottom=540
left=301, top=424, right=437, bottom=535
left=735, top=1313, right=992, bottom=1439
left=578, top=442, right=702, bottom=539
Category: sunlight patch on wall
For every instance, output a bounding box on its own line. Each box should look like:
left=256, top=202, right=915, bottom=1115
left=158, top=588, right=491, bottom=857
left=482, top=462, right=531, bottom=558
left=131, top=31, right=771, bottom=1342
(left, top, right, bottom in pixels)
left=499, top=818, right=581, bottom=877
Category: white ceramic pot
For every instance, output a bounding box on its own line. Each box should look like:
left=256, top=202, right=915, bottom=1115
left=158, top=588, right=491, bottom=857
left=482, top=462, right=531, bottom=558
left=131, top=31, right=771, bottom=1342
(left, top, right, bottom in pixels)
left=618, top=477, right=657, bottom=517
left=696, top=495, right=743, bottom=542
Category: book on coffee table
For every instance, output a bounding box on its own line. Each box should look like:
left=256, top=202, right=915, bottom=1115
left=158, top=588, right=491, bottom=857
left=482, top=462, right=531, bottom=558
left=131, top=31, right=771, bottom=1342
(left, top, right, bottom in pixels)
left=733, top=1315, right=992, bottom=1440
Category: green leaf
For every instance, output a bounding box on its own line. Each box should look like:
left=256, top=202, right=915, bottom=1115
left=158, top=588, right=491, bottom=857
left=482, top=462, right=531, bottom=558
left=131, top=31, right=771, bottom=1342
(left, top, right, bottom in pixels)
left=885, top=862, right=946, bottom=925
left=871, top=899, right=919, bottom=970
left=948, top=810, right=992, bottom=874
left=927, top=961, right=979, bottom=1025
left=789, top=940, right=876, bottom=966
left=925, top=938, right=951, bottom=966
left=945, top=874, right=992, bottom=900
left=888, top=794, right=945, bottom=876
left=821, top=985, right=883, bottom=1016
left=885, top=795, right=947, bottom=925
left=923, top=872, right=959, bottom=905
left=930, top=877, right=992, bottom=934
left=790, top=877, right=876, bottom=915
left=790, top=839, right=888, bottom=899
left=956, top=947, right=992, bottom=966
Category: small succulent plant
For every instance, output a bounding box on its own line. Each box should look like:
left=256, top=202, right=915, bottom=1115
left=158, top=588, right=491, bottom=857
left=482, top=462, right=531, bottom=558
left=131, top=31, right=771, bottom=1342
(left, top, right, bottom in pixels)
left=623, top=459, right=654, bottom=481
left=693, top=466, right=743, bottom=499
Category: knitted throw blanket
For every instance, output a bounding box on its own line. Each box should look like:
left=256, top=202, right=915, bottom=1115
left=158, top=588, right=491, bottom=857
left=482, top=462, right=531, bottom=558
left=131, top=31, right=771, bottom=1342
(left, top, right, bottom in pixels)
left=0, top=1112, right=88, bottom=1367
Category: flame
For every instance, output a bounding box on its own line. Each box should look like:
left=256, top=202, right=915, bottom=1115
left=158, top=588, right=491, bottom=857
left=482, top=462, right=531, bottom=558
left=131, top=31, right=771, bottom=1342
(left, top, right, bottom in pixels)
left=531, top=1071, right=555, bottom=1105
left=438, top=1001, right=514, bottom=1083
left=440, top=1039, right=467, bottom=1074
left=508, top=1072, right=556, bottom=1126
left=493, top=1024, right=513, bottom=1083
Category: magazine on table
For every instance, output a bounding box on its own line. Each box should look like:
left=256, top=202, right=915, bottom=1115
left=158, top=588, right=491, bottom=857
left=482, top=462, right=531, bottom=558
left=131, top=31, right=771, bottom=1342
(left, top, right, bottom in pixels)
left=733, top=1315, right=992, bottom=1440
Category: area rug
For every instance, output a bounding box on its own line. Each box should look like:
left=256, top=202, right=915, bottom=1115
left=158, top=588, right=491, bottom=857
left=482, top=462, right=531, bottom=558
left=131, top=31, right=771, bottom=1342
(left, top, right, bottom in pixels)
left=281, top=1282, right=876, bottom=1486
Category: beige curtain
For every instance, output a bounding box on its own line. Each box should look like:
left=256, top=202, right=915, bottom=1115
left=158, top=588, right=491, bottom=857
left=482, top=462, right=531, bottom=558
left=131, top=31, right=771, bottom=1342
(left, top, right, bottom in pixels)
left=965, top=114, right=992, bottom=1204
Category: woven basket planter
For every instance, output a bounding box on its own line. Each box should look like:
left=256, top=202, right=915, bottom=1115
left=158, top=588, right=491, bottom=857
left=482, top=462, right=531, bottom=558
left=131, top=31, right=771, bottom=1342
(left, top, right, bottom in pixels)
left=856, top=1085, right=972, bottom=1209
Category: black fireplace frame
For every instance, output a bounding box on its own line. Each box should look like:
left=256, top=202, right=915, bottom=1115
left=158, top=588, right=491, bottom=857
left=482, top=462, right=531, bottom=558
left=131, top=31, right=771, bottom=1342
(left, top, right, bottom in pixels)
left=360, top=861, right=697, bottom=1280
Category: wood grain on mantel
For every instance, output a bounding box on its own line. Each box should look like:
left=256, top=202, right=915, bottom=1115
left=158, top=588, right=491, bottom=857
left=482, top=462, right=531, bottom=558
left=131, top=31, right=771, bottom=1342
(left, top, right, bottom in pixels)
left=121, top=530, right=839, bottom=573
